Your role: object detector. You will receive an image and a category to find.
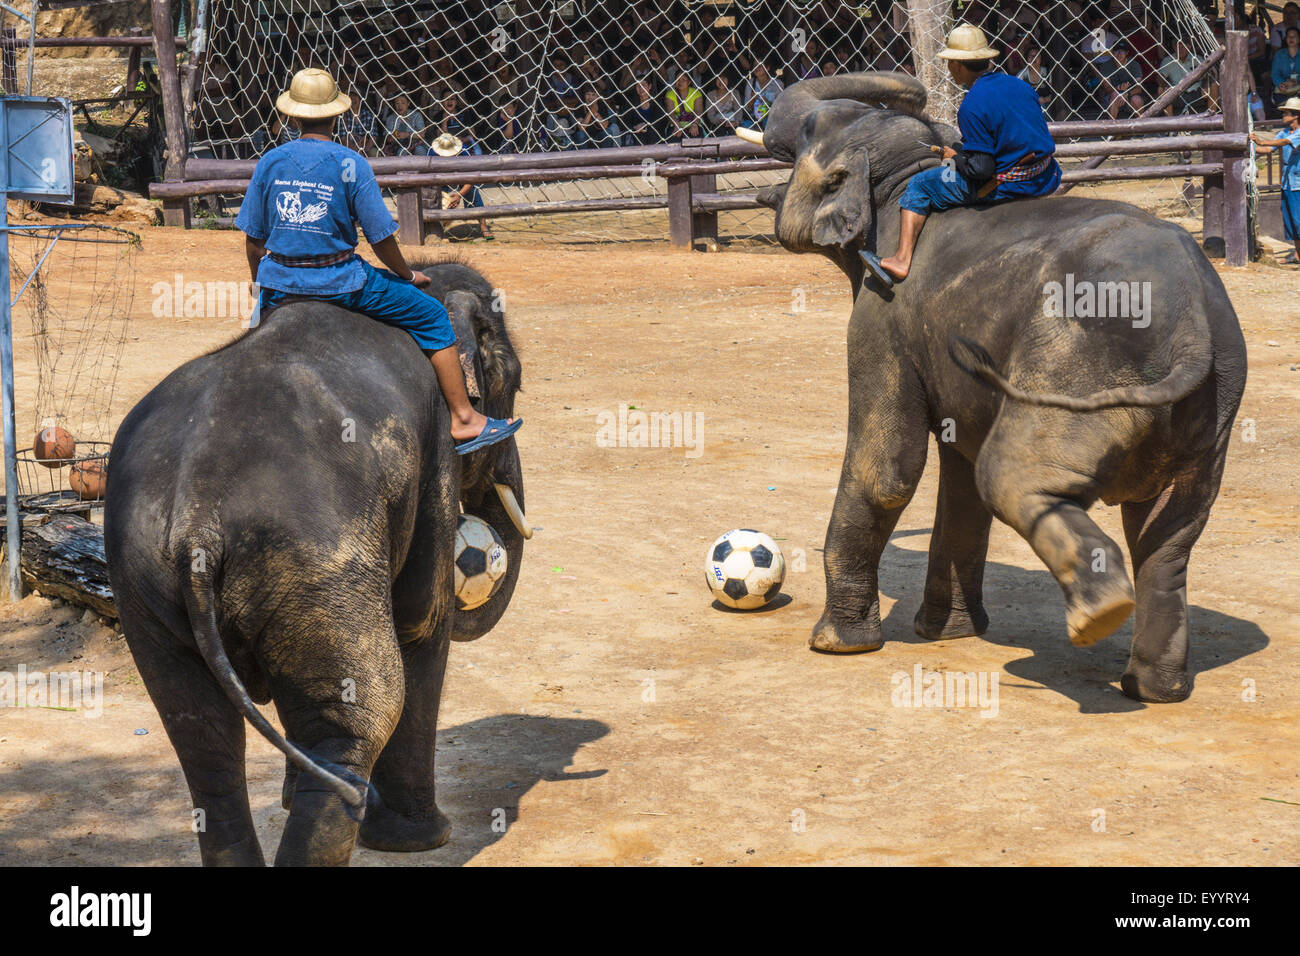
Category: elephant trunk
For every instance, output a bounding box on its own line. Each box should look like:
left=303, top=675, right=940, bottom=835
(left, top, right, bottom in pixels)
left=452, top=439, right=525, bottom=642
left=750, top=72, right=928, bottom=162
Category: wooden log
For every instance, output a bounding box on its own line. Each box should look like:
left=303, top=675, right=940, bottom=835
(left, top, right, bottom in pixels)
left=1221, top=31, right=1251, bottom=266
left=183, top=137, right=769, bottom=181
left=1053, top=132, right=1247, bottom=158
left=1046, top=114, right=1223, bottom=137
left=1055, top=45, right=1226, bottom=195
left=33, top=36, right=186, bottom=48
left=152, top=0, right=190, bottom=228
left=153, top=158, right=792, bottom=199
left=19, top=516, right=116, bottom=619
left=1059, top=163, right=1222, bottom=183
left=423, top=196, right=670, bottom=222
left=692, top=193, right=765, bottom=211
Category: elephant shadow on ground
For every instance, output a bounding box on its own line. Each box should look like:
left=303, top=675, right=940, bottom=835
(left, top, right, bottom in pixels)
left=872, top=528, right=1270, bottom=714
left=353, top=713, right=609, bottom=867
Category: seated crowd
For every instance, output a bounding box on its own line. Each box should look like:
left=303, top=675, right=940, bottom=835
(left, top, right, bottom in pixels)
left=228, top=0, right=1298, bottom=163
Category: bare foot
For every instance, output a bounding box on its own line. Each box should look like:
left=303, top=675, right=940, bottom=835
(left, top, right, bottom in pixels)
left=879, top=256, right=910, bottom=281
left=450, top=412, right=516, bottom=443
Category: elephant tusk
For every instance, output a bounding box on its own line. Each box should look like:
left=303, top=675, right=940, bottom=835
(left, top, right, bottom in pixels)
left=494, top=482, right=533, bottom=540
left=734, top=126, right=765, bottom=146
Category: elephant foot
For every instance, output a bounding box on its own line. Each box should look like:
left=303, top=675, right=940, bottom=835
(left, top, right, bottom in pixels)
left=913, top=605, right=988, bottom=641
left=1067, top=592, right=1135, bottom=648
left=358, top=801, right=452, bottom=853
left=810, top=615, right=884, bottom=654
left=1120, top=660, right=1191, bottom=703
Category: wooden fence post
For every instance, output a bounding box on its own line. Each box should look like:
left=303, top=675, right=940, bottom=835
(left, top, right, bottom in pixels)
left=396, top=188, right=425, bottom=246
left=667, top=174, right=694, bottom=248
left=151, top=0, right=191, bottom=228
left=1221, top=31, right=1250, bottom=266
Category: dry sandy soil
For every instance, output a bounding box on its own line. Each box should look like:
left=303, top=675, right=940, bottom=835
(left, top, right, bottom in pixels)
left=0, top=224, right=1297, bottom=867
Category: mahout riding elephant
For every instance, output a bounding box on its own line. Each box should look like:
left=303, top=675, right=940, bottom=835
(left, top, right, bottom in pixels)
left=743, top=73, right=1246, bottom=702
left=105, top=257, right=529, bottom=865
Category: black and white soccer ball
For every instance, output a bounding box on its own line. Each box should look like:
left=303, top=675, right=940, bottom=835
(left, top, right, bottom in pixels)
left=455, top=514, right=508, bottom=611
left=705, top=529, right=786, bottom=610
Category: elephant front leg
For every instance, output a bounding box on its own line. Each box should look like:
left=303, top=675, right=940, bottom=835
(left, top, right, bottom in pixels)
left=915, top=443, right=992, bottom=640
left=358, top=632, right=453, bottom=852
left=811, top=403, right=927, bottom=653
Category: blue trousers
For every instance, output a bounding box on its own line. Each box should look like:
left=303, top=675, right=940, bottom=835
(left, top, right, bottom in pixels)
left=899, top=162, right=1060, bottom=216
left=1283, top=188, right=1300, bottom=241
left=259, top=260, right=456, bottom=351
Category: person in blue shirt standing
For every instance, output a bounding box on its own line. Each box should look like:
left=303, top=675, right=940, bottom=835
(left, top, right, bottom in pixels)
left=1252, top=96, right=1300, bottom=264
left=235, top=69, right=519, bottom=455
left=869, top=25, right=1061, bottom=285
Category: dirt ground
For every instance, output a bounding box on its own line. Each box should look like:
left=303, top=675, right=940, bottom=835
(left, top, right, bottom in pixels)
left=0, top=224, right=1297, bottom=867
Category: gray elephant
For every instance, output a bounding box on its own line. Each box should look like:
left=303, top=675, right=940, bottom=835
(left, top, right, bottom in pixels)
left=104, top=258, right=529, bottom=865
left=744, top=74, right=1246, bottom=702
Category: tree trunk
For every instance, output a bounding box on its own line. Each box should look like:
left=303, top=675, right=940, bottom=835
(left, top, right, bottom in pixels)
left=906, top=0, right=957, bottom=124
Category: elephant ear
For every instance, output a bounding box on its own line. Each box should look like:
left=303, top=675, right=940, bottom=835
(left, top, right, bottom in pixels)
left=810, top=144, right=873, bottom=250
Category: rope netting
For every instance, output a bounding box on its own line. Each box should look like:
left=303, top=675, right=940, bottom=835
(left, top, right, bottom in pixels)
left=190, top=1, right=1225, bottom=242
left=7, top=224, right=139, bottom=447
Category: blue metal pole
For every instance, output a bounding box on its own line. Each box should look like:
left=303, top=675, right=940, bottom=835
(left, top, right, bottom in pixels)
left=0, top=191, right=21, bottom=601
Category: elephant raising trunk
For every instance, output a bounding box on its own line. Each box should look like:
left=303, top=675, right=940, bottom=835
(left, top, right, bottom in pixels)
left=738, top=72, right=928, bottom=162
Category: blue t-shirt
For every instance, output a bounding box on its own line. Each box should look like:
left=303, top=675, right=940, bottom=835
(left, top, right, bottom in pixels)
left=1280, top=127, right=1300, bottom=192
left=235, top=138, right=398, bottom=294
left=957, top=72, right=1059, bottom=198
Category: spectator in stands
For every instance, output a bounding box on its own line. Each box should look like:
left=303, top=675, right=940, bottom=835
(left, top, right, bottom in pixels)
left=485, top=60, right=523, bottom=112
left=622, top=78, right=663, bottom=145
left=745, top=62, right=783, bottom=128
left=1272, top=3, right=1300, bottom=49
left=431, top=131, right=493, bottom=240
left=1273, top=27, right=1300, bottom=109
left=544, top=91, right=581, bottom=149
left=1251, top=96, right=1300, bottom=263
left=665, top=70, right=704, bottom=138
left=1158, top=40, right=1206, bottom=115
left=576, top=88, right=623, bottom=147
left=496, top=100, right=526, bottom=153
left=438, top=89, right=468, bottom=139
left=1098, top=41, right=1146, bottom=119
left=337, top=92, right=379, bottom=156
left=384, top=93, right=427, bottom=155
left=270, top=110, right=301, bottom=146
left=705, top=72, right=746, bottom=136
left=548, top=54, right=578, bottom=103
left=1017, top=41, right=1051, bottom=110
left=792, top=37, right=821, bottom=81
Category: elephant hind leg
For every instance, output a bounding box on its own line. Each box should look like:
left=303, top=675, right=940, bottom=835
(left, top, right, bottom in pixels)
left=915, top=443, right=992, bottom=641
left=1119, top=446, right=1226, bottom=703
left=121, top=607, right=265, bottom=866
left=265, top=611, right=406, bottom=867
left=975, top=435, right=1134, bottom=648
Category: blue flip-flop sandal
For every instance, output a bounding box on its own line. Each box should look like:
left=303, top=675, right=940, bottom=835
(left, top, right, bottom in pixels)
left=859, top=250, right=896, bottom=288
left=456, top=416, right=522, bottom=455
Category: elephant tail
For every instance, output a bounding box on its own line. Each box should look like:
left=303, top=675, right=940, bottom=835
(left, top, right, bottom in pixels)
left=947, top=335, right=1211, bottom=412
left=180, top=529, right=369, bottom=811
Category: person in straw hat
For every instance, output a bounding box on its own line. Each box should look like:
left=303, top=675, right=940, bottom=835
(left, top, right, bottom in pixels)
left=235, top=68, right=520, bottom=454
left=1251, top=96, right=1300, bottom=264
left=866, top=24, right=1061, bottom=287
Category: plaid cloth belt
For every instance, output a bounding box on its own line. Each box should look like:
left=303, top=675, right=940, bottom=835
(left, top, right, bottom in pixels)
left=267, top=249, right=355, bottom=268
left=996, top=154, right=1053, bottom=183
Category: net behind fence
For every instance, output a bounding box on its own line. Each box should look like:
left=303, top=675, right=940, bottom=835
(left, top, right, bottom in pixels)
left=191, top=1, right=1224, bottom=242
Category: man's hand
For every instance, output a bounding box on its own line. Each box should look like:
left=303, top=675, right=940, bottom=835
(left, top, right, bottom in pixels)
left=411, top=271, right=432, bottom=289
